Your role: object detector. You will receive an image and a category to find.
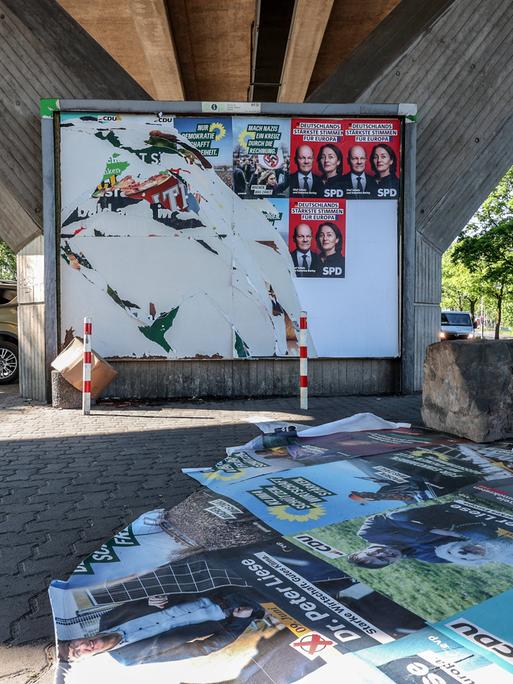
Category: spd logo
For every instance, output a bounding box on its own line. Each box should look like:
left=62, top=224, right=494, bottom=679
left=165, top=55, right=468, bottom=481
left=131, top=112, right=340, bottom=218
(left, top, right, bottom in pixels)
left=377, top=188, right=398, bottom=198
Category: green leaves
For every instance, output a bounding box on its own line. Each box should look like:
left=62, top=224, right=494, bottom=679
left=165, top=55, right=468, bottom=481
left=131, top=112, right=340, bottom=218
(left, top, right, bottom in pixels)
left=452, top=219, right=513, bottom=285
left=0, top=240, right=16, bottom=280
left=451, top=218, right=513, bottom=337
left=469, top=166, right=513, bottom=232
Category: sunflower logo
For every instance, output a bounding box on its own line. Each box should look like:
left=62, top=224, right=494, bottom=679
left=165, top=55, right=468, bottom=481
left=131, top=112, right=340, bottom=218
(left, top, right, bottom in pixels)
left=269, top=505, right=325, bottom=522
left=411, top=448, right=449, bottom=461
left=205, top=469, right=246, bottom=482
left=238, top=129, right=256, bottom=151
left=209, top=122, right=226, bottom=142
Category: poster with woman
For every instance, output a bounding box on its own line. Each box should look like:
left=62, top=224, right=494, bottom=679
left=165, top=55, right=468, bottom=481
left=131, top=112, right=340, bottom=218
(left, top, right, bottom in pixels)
left=288, top=199, right=346, bottom=278
left=342, top=119, right=401, bottom=200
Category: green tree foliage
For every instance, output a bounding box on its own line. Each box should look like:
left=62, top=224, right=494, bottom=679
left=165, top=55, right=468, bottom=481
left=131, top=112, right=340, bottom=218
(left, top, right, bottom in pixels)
left=442, top=166, right=513, bottom=336
left=0, top=239, right=16, bottom=280
left=452, top=218, right=513, bottom=338
left=441, top=245, right=483, bottom=319
left=467, top=166, right=513, bottom=233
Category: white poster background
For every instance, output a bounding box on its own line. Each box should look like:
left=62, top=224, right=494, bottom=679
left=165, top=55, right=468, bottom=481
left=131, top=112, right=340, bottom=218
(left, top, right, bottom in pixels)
left=295, top=200, right=399, bottom=357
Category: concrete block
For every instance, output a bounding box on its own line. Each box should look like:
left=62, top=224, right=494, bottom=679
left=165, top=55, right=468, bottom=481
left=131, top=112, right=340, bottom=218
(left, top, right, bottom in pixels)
left=422, top=339, right=513, bottom=442
left=51, top=370, right=95, bottom=409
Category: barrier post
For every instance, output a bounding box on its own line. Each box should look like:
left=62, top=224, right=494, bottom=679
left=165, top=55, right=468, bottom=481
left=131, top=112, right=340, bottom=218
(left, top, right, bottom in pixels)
left=82, top=317, right=92, bottom=415
left=299, top=311, right=308, bottom=410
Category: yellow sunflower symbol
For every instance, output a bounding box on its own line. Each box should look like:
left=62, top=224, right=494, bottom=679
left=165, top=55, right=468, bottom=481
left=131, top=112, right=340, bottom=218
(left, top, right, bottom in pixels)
left=209, top=122, right=226, bottom=142
left=238, top=129, right=255, bottom=151
left=205, top=469, right=246, bottom=482
left=269, top=505, right=325, bottom=522
left=411, top=448, right=448, bottom=460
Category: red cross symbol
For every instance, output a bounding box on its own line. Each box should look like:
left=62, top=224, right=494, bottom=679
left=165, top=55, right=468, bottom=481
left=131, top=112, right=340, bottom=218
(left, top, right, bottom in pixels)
left=292, top=632, right=335, bottom=655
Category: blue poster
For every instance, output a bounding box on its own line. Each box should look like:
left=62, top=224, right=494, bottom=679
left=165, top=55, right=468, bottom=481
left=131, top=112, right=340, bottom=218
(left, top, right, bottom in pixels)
left=185, top=446, right=506, bottom=536
left=344, top=627, right=513, bottom=683
left=174, top=116, right=233, bottom=188
left=186, top=458, right=457, bottom=536
left=435, top=589, right=513, bottom=674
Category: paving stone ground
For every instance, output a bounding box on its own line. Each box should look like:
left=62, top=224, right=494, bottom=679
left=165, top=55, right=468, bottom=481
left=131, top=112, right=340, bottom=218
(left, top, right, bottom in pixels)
left=0, top=383, right=422, bottom=682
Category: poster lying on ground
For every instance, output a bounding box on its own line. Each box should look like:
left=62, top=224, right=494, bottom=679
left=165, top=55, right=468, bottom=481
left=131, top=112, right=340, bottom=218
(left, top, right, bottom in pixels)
left=50, top=534, right=424, bottom=681
left=289, top=486, right=513, bottom=622
left=435, top=588, right=513, bottom=675
left=188, top=424, right=481, bottom=489
left=58, top=111, right=401, bottom=359
left=344, top=627, right=513, bottom=683
left=186, top=445, right=511, bottom=536
left=49, top=414, right=513, bottom=681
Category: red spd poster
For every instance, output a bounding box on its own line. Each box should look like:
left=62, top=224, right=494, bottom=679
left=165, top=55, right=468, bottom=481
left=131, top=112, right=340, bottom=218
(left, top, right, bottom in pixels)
left=342, top=119, right=401, bottom=200
left=290, top=119, right=344, bottom=200
left=288, top=199, right=346, bottom=278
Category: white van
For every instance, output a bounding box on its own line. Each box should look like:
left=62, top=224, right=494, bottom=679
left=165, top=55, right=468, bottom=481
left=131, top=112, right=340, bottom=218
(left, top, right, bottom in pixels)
left=440, top=311, right=475, bottom=340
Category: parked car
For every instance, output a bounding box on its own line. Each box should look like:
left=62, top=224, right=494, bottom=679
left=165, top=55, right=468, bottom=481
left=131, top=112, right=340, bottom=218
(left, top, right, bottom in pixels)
left=0, top=280, right=18, bottom=383
left=440, top=310, right=475, bottom=340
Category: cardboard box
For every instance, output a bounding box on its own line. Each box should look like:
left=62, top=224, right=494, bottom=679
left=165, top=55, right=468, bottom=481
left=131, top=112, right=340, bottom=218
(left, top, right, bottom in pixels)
left=51, top=337, right=117, bottom=399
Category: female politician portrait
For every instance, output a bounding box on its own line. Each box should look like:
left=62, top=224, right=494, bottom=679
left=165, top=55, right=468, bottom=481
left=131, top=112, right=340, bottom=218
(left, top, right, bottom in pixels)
left=316, top=144, right=344, bottom=198
left=370, top=143, right=400, bottom=197
left=315, top=222, right=345, bottom=277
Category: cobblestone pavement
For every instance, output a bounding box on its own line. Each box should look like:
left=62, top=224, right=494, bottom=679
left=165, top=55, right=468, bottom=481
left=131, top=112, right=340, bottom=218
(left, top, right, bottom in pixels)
left=0, top=384, right=422, bottom=682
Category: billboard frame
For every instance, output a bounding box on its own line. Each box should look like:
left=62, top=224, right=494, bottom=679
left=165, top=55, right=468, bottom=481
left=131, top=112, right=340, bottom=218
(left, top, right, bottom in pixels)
left=42, top=100, right=417, bottom=397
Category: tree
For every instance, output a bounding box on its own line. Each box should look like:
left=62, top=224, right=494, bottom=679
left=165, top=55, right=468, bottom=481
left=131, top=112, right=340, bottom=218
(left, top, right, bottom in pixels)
left=442, top=245, right=483, bottom=319
left=466, top=166, right=513, bottom=234
left=0, top=240, right=16, bottom=280
left=452, top=219, right=513, bottom=338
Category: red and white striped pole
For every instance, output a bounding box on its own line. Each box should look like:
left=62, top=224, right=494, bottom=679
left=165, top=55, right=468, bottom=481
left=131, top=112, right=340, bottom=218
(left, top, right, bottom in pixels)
left=82, top=317, right=92, bottom=415
left=299, top=310, right=308, bottom=410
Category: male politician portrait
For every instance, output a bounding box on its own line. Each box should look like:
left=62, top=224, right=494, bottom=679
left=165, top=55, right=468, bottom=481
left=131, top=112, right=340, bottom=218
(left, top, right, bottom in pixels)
left=289, top=144, right=324, bottom=197
left=347, top=503, right=513, bottom=569
left=340, top=145, right=378, bottom=199
left=58, top=590, right=264, bottom=666
left=290, top=222, right=320, bottom=277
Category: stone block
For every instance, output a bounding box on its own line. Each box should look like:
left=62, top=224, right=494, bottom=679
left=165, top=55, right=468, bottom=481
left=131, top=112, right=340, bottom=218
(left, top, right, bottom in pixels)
left=421, top=339, right=513, bottom=442
left=51, top=370, right=93, bottom=409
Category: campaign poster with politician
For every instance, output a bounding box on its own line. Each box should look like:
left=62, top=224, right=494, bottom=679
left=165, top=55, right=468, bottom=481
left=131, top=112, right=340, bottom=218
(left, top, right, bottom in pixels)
left=288, top=199, right=345, bottom=278
left=290, top=118, right=345, bottom=200
left=343, top=119, right=401, bottom=201
left=49, top=414, right=513, bottom=682
left=186, top=449, right=504, bottom=537
left=58, top=111, right=402, bottom=360
left=289, top=489, right=513, bottom=623
left=50, top=526, right=424, bottom=682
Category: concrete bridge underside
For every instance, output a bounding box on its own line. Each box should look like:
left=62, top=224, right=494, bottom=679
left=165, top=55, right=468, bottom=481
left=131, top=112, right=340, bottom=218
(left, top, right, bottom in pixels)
left=0, top=0, right=511, bottom=398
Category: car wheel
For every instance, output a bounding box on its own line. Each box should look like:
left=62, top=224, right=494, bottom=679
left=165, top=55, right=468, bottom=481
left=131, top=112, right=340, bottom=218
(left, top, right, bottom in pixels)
left=0, top=341, right=19, bottom=384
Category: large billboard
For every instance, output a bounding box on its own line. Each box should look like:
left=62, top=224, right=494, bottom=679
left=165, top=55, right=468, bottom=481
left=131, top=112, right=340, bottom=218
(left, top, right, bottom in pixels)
left=58, top=112, right=402, bottom=359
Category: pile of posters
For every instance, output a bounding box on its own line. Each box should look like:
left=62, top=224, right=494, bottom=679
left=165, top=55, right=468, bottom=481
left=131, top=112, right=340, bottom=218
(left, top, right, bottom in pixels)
left=50, top=414, right=513, bottom=682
